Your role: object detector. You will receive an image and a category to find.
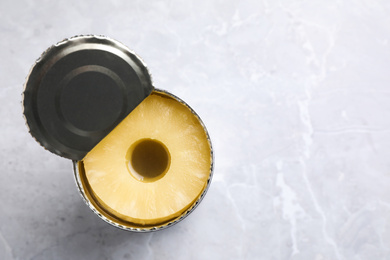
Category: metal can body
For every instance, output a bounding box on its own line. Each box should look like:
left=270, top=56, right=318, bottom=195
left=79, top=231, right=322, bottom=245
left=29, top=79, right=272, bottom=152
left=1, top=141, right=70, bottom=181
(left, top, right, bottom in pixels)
left=73, top=89, right=214, bottom=232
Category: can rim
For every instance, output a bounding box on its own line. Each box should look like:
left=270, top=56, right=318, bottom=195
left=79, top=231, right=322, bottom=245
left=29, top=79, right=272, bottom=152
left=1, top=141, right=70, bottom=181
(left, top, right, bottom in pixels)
left=72, top=89, right=214, bottom=232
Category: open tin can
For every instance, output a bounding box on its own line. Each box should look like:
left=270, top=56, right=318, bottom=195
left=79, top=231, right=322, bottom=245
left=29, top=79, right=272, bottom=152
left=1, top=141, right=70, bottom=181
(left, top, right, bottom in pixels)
left=23, top=35, right=214, bottom=232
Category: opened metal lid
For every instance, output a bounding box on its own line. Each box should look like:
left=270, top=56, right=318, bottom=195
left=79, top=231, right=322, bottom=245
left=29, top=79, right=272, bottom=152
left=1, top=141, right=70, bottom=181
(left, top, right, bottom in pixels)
left=23, top=35, right=153, bottom=160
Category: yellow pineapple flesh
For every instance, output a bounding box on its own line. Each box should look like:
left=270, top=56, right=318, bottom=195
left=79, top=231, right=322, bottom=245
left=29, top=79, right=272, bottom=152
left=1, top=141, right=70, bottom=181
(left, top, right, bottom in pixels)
left=82, top=91, right=212, bottom=226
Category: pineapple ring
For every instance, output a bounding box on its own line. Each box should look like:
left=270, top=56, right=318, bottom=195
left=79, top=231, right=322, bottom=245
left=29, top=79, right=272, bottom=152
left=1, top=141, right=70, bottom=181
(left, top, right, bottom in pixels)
left=82, top=91, right=212, bottom=226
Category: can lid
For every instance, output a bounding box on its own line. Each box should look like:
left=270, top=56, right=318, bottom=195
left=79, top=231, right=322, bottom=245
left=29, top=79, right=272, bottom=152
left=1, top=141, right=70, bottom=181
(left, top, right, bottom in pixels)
left=23, top=35, right=153, bottom=160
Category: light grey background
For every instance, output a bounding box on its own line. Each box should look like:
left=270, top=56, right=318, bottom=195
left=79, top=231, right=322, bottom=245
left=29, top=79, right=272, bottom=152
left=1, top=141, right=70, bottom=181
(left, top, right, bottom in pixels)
left=1, top=0, right=390, bottom=259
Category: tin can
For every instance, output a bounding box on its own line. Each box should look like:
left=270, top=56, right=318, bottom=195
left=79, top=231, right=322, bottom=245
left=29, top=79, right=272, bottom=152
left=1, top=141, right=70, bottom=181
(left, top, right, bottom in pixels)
left=23, top=36, right=214, bottom=232
left=73, top=89, right=214, bottom=232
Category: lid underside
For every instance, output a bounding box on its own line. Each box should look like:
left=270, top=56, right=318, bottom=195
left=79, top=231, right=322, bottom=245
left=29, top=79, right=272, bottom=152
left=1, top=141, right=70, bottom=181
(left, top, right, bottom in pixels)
left=23, top=35, right=154, bottom=160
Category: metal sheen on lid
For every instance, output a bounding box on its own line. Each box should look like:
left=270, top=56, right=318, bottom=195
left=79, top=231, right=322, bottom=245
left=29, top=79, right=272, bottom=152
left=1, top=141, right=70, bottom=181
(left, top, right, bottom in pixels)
left=23, top=35, right=153, bottom=160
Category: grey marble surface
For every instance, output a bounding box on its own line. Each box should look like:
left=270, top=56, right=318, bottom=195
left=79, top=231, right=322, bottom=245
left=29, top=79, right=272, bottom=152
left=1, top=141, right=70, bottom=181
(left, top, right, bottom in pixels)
left=1, top=0, right=390, bottom=259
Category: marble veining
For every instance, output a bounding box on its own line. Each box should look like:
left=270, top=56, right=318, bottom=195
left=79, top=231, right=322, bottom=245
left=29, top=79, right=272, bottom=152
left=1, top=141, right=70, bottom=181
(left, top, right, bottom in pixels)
left=1, top=0, right=390, bottom=259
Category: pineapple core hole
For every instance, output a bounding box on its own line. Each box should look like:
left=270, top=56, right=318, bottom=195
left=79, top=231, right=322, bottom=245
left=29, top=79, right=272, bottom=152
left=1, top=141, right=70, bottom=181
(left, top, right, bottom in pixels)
left=127, top=139, right=170, bottom=182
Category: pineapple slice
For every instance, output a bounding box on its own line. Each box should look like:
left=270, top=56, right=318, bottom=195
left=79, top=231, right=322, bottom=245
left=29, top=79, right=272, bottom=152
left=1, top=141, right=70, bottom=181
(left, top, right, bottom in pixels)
left=82, top=91, right=212, bottom=226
